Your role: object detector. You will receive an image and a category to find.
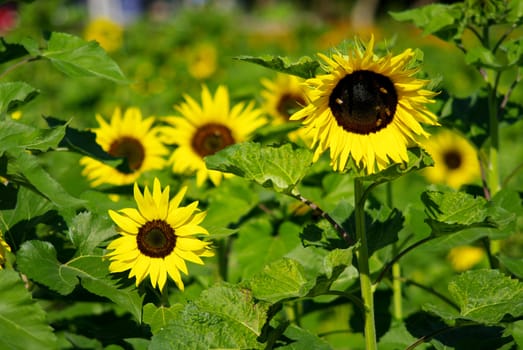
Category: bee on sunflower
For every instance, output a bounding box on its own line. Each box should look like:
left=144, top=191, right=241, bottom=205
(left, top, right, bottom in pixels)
left=290, top=36, right=439, bottom=174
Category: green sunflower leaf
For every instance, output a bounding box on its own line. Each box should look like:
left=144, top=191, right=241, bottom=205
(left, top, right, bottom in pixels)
left=67, top=211, right=117, bottom=256
left=205, top=142, right=313, bottom=194
left=424, top=269, right=523, bottom=324
left=39, top=32, right=127, bottom=83
left=281, top=324, right=333, bottom=350
left=150, top=283, right=270, bottom=349
left=355, top=147, right=434, bottom=184
left=248, top=246, right=354, bottom=303
left=143, top=303, right=184, bottom=335
left=0, top=81, right=39, bottom=114
left=0, top=117, right=64, bottom=153
left=16, top=240, right=143, bottom=321
left=389, top=3, right=463, bottom=40
left=234, top=55, right=320, bottom=79
left=6, top=151, right=87, bottom=209
left=0, top=270, right=58, bottom=350
left=0, top=38, right=29, bottom=64
left=421, top=190, right=495, bottom=236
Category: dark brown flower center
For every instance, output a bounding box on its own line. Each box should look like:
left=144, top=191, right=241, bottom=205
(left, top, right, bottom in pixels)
left=443, top=150, right=462, bottom=170
left=108, top=136, right=145, bottom=173
left=329, top=70, right=398, bottom=134
left=137, top=219, right=176, bottom=258
left=192, top=123, right=235, bottom=158
left=277, top=93, right=306, bottom=120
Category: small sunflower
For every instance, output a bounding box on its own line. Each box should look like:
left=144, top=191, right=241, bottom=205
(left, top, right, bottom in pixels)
left=160, top=85, right=266, bottom=187
left=291, top=36, right=439, bottom=174
left=0, top=233, right=11, bottom=269
left=422, top=129, right=480, bottom=189
left=106, top=178, right=213, bottom=290
left=84, top=17, right=124, bottom=53
left=261, top=73, right=310, bottom=141
left=447, top=245, right=485, bottom=272
left=80, top=107, right=168, bottom=187
left=187, top=42, right=218, bottom=80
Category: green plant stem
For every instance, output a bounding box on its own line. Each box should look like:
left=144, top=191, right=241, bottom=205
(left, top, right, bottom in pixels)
left=354, top=178, right=377, bottom=350
left=487, top=74, right=501, bottom=196
left=386, top=182, right=403, bottom=321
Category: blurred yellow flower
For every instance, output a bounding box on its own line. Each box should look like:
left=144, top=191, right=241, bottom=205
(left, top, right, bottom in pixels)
left=160, top=85, right=266, bottom=187
left=290, top=36, right=439, bottom=174
left=80, top=107, right=168, bottom=187
left=106, top=178, right=213, bottom=290
left=261, top=73, right=311, bottom=142
left=84, top=17, right=124, bottom=53
left=187, top=43, right=217, bottom=80
left=10, top=110, right=22, bottom=120
left=0, top=233, right=11, bottom=270
left=422, top=129, right=480, bottom=189
left=447, top=245, right=485, bottom=272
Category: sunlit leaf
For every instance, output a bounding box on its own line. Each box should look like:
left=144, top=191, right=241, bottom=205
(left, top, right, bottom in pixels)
left=67, top=211, right=116, bottom=256
left=235, top=55, right=320, bottom=79
left=143, top=303, right=183, bottom=335
left=0, top=82, right=39, bottom=113
left=390, top=3, right=463, bottom=40
left=150, top=283, right=270, bottom=349
left=0, top=117, right=64, bottom=153
left=40, top=32, right=127, bottom=83
left=16, top=240, right=143, bottom=321
left=205, top=142, right=313, bottom=194
left=356, top=147, right=434, bottom=183
left=7, top=151, right=87, bottom=209
left=421, top=190, right=495, bottom=236
left=426, top=269, right=523, bottom=324
left=280, top=324, right=333, bottom=350
left=0, top=270, right=58, bottom=350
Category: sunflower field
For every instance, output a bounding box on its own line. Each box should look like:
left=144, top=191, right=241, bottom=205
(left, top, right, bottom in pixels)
left=1, top=0, right=523, bottom=349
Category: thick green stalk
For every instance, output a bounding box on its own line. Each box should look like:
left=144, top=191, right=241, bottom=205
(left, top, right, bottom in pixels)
left=386, top=182, right=403, bottom=320
left=354, top=178, right=377, bottom=349
left=487, top=76, right=501, bottom=196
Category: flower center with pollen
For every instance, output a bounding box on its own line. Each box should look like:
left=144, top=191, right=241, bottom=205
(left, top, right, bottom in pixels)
left=137, top=220, right=176, bottom=258
left=443, top=150, right=462, bottom=170
left=277, top=93, right=306, bottom=120
left=109, top=136, right=145, bottom=173
left=329, top=70, right=398, bottom=134
left=192, top=123, right=235, bottom=157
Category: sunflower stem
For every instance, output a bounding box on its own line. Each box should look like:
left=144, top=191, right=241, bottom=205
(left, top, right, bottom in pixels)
left=354, top=178, right=377, bottom=350
left=386, top=182, right=403, bottom=320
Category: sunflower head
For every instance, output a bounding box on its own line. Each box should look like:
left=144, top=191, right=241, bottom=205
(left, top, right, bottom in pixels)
left=80, top=107, right=168, bottom=187
left=290, top=36, right=439, bottom=175
left=106, top=178, right=213, bottom=291
left=187, top=42, right=218, bottom=80
left=84, top=17, right=124, bottom=53
left=159, top=85, right=267, bottom=187
left=421, top=129, right=480, bottom=189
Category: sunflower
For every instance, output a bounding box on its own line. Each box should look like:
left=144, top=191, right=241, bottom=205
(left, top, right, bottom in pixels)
left=160, top=85, right=266, bottom=186
left=447, top=245, right=485, bottom=272
left=422, top=129, right=480, bottom=189
left=261, top=73, right=310, bottom=141
left=290, top=36, right=439, bottom=174
left=80, top=107, right=168, bottom=187
left=84, top=17, right=124, bottom=53
left=106, top=178, right=213, bottom=290
left=0, top=233, right=11, bottom=269
left=187, top=42, right=218, bottom=80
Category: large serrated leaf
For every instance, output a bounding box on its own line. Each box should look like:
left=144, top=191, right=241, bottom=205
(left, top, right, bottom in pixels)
left=0, top=81, right=39, bottom=113
left=16, top=240, right=143, bottom=321
left=149, top=283, right=270, bottom=349
left=0, top=270, right=58, bottom=350
left=390, top=3, right=463, bottom=37
left=356, top=147, right=434, bottom=183
left=40, top=32, right=127, bottom=83
left=67, top=211, right=117, bottom=256
left=421, top=190, right=495, bottom=236
left=426, top=269, right=523, bottom=325
left=142, top=303, right=183, bottom=335
left=205, top=142, right=313, bottom=194
left=7, top=151, right=87, bottom=209
left=0, top=117, right=64, bottom=153
left=235, top=55, right=320, bottom=79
